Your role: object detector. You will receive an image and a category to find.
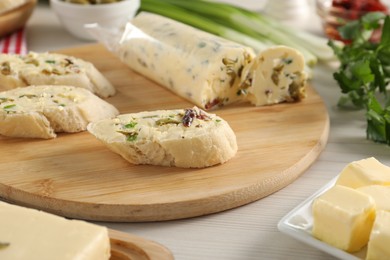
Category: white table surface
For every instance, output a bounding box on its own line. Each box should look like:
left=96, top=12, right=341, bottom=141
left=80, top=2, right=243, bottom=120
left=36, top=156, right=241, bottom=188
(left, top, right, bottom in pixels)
left=22, top=2, right=390, bottom=260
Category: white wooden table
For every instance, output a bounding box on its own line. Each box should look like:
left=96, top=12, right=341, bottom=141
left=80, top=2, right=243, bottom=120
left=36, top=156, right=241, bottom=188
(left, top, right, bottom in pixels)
left=23, top=2, right=390, bottom=259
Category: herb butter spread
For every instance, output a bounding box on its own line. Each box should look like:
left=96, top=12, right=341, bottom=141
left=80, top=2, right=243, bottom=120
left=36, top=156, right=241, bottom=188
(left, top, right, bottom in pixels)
left=118, top=12, right=307, bottom=109
left=0, top=52, right=115, bottom=98
left=87, top=107, right=237, bottom=168
left=0, top=85, right=119, bottom=139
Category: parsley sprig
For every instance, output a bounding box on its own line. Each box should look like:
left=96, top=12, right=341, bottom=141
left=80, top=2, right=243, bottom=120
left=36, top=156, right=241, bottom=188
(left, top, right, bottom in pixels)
left=329, top=12, right=390, bottom=145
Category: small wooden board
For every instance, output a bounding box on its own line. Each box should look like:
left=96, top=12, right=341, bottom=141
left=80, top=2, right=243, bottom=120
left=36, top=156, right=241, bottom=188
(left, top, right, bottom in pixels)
left=109, top=229, right=173, bottom=260
left=0, top=44, right=329, bottom=222
left=0, top=0, right=36, bottom=38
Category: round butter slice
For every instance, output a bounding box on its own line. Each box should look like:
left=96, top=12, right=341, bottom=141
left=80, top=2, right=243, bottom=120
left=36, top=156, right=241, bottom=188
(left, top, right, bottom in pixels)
left=87, top=107, right=238, bottom=168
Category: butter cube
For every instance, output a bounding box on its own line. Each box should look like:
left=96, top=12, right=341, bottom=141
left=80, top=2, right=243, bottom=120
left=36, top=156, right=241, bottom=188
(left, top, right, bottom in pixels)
left=357, top=185, right=390, bottom=212
left=0, top=202, right=110, bottom=260
left=336, top=157, right=390, bottom=188
left=366, top=210, right=390, bottom=260
left=312, top=185, right=376, bottom=252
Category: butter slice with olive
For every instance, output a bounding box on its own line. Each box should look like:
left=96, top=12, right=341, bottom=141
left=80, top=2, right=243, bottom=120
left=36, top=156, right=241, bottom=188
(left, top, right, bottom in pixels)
left=0, top=85, right=119, bottom=139
left=87, top=106, right=237, bottom=168
left=241, top=46, right=306, bottom=106
left=0, top=52, right=115, bottom=98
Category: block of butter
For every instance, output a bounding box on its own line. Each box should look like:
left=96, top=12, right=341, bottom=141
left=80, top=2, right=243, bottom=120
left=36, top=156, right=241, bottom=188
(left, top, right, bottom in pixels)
left=366, top=210, right=390, bottom=260
left=312, top=185, right=376, bottom=253
left=357, top=185, right=390, bottom=212
left=0, top=201, right=110, bottom=260
left=336, top=157, right=390, bottom=188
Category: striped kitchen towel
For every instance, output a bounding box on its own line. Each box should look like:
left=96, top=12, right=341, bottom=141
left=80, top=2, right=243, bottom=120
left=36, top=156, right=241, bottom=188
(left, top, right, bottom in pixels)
left=0, top=27, right=27, bottom=55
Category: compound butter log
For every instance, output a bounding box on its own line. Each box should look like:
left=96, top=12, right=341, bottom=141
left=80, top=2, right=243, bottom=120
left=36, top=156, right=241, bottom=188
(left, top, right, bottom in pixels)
left=118, top=12, right=307, bottom=110
left=118, top=12, right=253, bottom=110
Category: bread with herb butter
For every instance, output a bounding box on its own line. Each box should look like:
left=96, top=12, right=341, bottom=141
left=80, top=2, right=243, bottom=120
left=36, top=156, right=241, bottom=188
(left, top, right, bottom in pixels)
left=0, top=85, right=119, bottom=139
left=0, top=52, right=115, bottom=98
left=87, top=107, right=237, bottom=168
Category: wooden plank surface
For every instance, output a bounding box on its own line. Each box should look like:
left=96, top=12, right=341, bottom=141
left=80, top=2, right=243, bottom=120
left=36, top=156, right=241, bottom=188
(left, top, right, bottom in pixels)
left=0, top=44, right=329, bottom=222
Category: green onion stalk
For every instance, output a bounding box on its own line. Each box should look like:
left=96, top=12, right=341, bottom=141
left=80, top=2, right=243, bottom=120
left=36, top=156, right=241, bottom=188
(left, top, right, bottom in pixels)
left=139, top=0, right=334, bottom=67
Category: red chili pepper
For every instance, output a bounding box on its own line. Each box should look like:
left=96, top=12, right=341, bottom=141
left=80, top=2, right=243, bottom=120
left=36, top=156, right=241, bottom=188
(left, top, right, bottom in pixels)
left=331, top=0, right=388, bottom=13
left=328, top=0, right=388, bottom=43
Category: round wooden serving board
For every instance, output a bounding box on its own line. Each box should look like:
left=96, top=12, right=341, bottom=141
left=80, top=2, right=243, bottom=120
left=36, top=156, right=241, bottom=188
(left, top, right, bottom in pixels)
left=0, top=44, right=329, bottom=222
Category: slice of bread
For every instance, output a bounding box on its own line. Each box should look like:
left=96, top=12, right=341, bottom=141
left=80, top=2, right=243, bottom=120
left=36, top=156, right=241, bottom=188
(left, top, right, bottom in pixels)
left=0, top=85, right=119, bottom=139
left=87, top=107, right=237, bottom=168
left=0, top=52, right=115, bottom=98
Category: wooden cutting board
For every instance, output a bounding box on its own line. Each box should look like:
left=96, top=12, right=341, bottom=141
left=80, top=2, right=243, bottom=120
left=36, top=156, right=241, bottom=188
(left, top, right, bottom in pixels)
left=0, top=44, right=329, bottom=222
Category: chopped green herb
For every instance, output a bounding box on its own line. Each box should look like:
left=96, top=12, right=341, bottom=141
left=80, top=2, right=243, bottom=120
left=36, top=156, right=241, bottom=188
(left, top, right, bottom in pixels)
left=45, top=60, right=56, bottom=64
left=124, top=121, right=137, bottom=128
left=0, top=242, right=9, bottom=250
left=51, top=68, right=62, bottom=75
left=329, top=13, right=390, bottom=144
left=142, top=115, right=158, bottom=118
left=156, top=117, right=181, bottom=126
left=117, top=130, right=138, bottom=142
left=0, top=97, right=13, bottom=103
left=126, top=132, right=138, bottom=142
left=19, top=94, right=37, bottom=99
left=282, top=58, right=293, bottom=64
left=25, top=59, right=39, bottom=66
left=3, top=104, right=16, bottom=110
left=215, top=119, right=221, bottom=123
left=198, top=42, right=206, bottom=48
